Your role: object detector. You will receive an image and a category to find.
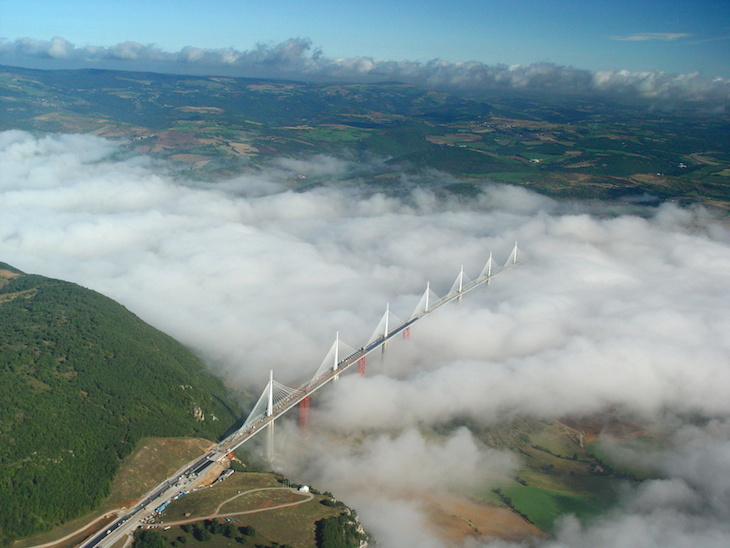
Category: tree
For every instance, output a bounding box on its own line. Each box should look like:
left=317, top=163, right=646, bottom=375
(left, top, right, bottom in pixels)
left=192, top=524, right=211, bottom=542
left=221, top=522, right=236, bottom=538
left=132, top=530, right=165, bottom=548
left=315, top=516, right=348, bottom=548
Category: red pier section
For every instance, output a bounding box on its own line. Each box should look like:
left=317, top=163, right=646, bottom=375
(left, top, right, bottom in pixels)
left=299, top=396, right=310, bottom=432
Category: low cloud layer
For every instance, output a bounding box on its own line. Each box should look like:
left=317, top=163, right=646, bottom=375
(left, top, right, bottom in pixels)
left=2, top=37, right=729, bottom=107
left=281, top=426, right=518, bottom=496
left=2, top=131, right=730, bottom=547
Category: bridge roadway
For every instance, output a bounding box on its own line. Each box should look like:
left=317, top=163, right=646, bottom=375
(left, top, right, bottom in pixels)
left=78, top=264, right=509, bottom=548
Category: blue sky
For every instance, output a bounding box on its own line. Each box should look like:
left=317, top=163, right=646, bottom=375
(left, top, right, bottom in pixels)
left=2, top=0, right=729, bottom=77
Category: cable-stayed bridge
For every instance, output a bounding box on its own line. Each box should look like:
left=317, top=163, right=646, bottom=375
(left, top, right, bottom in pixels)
left=81, top=244, right=520, bottom=548
left=214, top=243, right=521, bottom=458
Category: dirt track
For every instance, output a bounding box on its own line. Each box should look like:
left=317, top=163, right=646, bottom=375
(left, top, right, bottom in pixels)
left=157, top=487, right=314, bottom=527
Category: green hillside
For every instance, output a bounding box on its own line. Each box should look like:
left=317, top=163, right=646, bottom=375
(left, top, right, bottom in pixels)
left=0, top=263, right=239, bottom=546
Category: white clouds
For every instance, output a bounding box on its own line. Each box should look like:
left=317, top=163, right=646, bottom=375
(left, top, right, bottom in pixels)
left=3, top=131, right=730, bottom=546
left=274, top=424, right=519, bottom=548
left=310, top=202, right=730, bottom=433
left=610, top=33, right=692, bottom=42
left=282, top=426, right=517, bottom=496
left=2, top=37, right=729, bottom=106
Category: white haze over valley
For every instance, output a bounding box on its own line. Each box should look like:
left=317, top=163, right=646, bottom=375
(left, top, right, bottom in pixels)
left=2, top=130, right=730, bottom=547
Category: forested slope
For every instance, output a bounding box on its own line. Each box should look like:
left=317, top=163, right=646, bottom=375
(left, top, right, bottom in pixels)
left=0, top=263, right=239, bottom=545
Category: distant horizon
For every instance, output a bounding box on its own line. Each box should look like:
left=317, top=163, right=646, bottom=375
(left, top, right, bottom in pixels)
left=3, top=36, right=728, bottom=80
left=3, top=1, right=729, bottom=79
left=3, top=34, right=729, bottom=81
left=3, top=1, right=729, bottom=106
left=2, top=36, right=729, bottom=109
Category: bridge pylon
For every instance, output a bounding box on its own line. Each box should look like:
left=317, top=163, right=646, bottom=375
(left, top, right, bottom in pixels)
left=333, top=332, right=340, bottom=371
left=411, top=281, right=439, bottom=318
left=366, top=302, right=402, bottom=353
left=506, top=242, right=519, bottom=266
left=266, top=370, right=275, bottom=461
left=480, top=252, right=494, bottom=284
left=450, top=265, right=473, bottom=302
left=333, top=331, right=340, bottom=380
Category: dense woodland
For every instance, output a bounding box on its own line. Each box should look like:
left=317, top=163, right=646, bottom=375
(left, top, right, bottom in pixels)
left=315, top=513, right=366, bottom=548
left=0, top=263, right=239, bottom=545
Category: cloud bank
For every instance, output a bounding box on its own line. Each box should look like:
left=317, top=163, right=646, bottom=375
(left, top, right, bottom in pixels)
left=2, top=131, right=730, bottom=546
left=2, top=37, right=729, bottom=107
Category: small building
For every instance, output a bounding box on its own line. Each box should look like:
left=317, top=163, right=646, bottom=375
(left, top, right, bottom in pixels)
left=298, top=485, right=310, bottom=493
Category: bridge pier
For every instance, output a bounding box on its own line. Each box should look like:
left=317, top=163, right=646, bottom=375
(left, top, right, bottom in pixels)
left=299, top=396, right=310, bottom=433
left=266, top=419, right=275, bottom=462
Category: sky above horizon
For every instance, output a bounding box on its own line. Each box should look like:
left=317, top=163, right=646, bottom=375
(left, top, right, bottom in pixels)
left=2, top=0, right=729, bottom=78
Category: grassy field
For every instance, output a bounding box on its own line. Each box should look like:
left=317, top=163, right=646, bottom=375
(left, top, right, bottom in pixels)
left=156, top=472, right=347, bottom=548
left=502, top=485, right=614, bottom=533
left=296, top=126, right=372, bottom=143
left=161, top=473, right=284, bottom=520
